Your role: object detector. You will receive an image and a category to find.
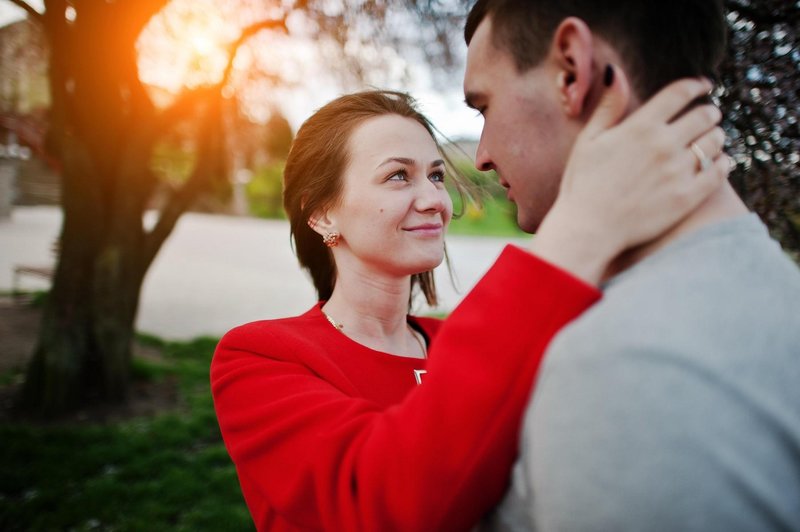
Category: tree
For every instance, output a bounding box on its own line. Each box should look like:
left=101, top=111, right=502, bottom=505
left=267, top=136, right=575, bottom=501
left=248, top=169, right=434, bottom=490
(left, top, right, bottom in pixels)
left=7, top=0, right=796, bottom=418
left=264, top=111, right=294, bottom=161
left=5, top=0, right=467, bottom=418
left=720, top=0, right=800, bottom=259
left=6, top=0, right=280, bottom=417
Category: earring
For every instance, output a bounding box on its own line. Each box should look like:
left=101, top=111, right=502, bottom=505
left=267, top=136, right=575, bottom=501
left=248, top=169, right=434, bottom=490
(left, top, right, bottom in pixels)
left=323, top=232, right=340, bottom=247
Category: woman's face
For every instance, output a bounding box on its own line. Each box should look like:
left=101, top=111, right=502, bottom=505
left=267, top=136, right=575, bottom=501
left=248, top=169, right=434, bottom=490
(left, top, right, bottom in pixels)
left=325, top=114, right=453, bottom=277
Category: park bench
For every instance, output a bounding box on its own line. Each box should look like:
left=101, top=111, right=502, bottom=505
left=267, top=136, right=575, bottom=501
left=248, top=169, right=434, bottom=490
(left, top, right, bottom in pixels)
left=12, top=239, right=58, bottom=301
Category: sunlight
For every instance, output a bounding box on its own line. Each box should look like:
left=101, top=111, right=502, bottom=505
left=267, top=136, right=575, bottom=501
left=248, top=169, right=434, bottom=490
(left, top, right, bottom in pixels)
left=136, top=0, right=236, bottom=94
left=130, top=0, right=479, bottom=138
left=134, top=0, right=316, bottom=125
left=190, top=33, right=216, bottom=57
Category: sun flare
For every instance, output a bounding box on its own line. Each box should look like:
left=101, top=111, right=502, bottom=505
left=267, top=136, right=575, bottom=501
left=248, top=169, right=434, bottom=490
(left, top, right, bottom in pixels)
left=190, top=33, right=217, bottom=57
left=136, top=0, right=235, bottom=94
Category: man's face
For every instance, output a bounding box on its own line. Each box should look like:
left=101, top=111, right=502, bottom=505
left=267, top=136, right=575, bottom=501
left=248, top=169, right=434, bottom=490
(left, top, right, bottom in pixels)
left=464, top=17, right=575, bottom=233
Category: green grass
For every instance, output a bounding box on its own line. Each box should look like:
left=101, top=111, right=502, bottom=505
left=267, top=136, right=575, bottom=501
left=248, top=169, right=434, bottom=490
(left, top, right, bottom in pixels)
left=448, top=195, right=527, bottom=238
left=0, top=337, right=254, bottom=532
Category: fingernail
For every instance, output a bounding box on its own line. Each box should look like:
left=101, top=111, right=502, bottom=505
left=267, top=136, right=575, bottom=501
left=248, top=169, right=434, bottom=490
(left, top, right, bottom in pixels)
left=604, top=64, right=614, bottom=87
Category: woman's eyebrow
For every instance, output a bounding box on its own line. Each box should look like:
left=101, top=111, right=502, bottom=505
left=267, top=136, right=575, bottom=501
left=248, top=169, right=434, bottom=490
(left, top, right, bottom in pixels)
left=376, top=157, right=445, bottom=170
left=376, top=156, right=416, bottom=169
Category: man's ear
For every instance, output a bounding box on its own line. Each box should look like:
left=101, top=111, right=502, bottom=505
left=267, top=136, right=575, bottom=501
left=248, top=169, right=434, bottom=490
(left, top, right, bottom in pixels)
left=550, top=17, right=596, bottom=119
left=307, top=209, right=337, bottom=238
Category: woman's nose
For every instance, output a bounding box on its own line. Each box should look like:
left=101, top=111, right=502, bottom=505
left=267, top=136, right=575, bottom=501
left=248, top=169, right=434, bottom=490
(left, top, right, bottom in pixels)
left=415, top=180, right=447, bottom=213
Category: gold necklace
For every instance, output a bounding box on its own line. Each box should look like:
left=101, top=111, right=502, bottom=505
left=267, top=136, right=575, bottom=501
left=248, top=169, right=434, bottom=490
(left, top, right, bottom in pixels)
left=322, top=310, right=427, bottom=358
left=322, top=311, right=344, bottom=330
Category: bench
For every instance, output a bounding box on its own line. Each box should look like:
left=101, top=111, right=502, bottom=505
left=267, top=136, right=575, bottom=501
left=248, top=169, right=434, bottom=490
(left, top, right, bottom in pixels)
left=11, top=239, right=58, bottom=300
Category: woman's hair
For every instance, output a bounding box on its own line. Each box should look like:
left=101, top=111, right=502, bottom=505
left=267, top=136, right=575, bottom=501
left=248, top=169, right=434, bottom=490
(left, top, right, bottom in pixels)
left=283, top=90, right=473, bottom=307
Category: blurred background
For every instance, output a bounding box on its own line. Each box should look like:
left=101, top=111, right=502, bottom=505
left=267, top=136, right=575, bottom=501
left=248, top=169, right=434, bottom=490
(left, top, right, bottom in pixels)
left=0, top=0, right=797, bottom=529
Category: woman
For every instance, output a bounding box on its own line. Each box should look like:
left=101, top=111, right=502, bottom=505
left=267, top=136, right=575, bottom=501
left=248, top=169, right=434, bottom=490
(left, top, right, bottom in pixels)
left=212, top=77, right=726, bottom=530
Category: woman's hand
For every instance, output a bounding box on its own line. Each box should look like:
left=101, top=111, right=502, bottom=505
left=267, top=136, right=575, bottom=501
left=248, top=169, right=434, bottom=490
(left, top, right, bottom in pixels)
left=531, top=66, right=730, bottom=285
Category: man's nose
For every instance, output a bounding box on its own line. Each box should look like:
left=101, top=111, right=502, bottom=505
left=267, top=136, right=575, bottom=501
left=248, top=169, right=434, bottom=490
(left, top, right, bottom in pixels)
left=474, top=137, right=494, bottom=172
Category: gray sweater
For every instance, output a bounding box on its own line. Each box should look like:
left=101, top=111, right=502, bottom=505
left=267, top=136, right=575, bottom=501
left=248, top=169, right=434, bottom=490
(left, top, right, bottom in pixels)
left=491, top=214, right=800, bottom=531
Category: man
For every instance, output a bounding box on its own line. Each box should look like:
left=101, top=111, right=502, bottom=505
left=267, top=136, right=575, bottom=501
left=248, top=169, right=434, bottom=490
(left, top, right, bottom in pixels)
left=462, top=0, right=800, bottom=530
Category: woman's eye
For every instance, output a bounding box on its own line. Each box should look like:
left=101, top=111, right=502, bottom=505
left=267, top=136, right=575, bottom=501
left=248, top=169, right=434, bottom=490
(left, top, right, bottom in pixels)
left=429, top=171, right=445, bottom=183
left=388, top=170, right=408, bottom=181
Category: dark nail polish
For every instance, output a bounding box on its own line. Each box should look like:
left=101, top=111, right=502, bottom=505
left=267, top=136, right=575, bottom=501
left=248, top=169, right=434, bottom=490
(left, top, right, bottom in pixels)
left=604, top=64, right=614, bottom=87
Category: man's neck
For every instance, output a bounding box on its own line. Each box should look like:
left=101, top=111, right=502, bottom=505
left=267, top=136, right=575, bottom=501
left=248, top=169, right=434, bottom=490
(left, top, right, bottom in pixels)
left=603, top=182, right=749, bottom=282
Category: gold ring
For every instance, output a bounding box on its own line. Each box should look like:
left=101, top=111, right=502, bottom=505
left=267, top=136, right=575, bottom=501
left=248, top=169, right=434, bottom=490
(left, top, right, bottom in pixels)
left=691, top=142, right=712, bottom=172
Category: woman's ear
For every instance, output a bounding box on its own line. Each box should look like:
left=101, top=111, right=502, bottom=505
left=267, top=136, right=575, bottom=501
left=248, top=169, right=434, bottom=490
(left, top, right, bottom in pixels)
left=550, top=17, right=596, bottom=119
left=307, top=210, right=337, bottom=238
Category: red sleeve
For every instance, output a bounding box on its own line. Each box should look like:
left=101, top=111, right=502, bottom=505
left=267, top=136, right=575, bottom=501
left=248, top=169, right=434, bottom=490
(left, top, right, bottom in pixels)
left=211, top=245, right=601, bottom=531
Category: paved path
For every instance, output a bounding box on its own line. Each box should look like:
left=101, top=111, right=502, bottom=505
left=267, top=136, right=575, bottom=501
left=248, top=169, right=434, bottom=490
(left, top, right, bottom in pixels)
left=0, top=206, right=527, bottom=340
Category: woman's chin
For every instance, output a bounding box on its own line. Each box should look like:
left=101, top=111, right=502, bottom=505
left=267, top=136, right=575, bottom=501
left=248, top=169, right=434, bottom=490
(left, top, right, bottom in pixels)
left=409, top=254, right=445, bottom=274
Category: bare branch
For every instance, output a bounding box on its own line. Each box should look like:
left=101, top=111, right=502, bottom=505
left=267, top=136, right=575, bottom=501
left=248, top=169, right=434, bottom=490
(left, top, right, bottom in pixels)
left=143, top=99, right=225, bottom=267
left=154, top=86, right=216, bottom=132
left=5, top=0, right=43, bottom=21
left=154, top=16, right=288, bottom=133
left=143, top=14, right=288, bottom=262
left=220, top=17, right=289, bottom=87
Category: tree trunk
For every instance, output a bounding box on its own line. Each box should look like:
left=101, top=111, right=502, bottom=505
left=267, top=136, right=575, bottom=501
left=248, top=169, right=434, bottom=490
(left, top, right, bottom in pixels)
left=17, top=134, right=150, bottom=416
left=18, top=258, right=144, bottom=416
left=12, top=0, right=266, bottom=418
left=13, top=0, right=177, bottom=418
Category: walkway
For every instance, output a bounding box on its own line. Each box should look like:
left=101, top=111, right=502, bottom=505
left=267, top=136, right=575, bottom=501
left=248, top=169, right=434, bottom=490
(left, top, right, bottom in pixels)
left=0, top=206, right=527, bottom=340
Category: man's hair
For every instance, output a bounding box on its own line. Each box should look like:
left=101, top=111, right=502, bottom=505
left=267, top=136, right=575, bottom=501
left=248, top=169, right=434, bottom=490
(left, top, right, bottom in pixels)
left=465, top=0, right=727, bottom=99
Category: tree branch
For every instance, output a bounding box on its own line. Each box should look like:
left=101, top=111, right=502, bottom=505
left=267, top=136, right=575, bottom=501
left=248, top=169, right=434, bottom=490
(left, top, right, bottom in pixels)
left=220, top=17, right=289, bottom=86
left=154, top=86, right=217, bottom=133
left=143, top=14, right=288, bottom=264
left=143, top=99, right=224, bottom=267
left=154, top=16, right=288, bottom=133
left=4, top=0, right=42, bottom=21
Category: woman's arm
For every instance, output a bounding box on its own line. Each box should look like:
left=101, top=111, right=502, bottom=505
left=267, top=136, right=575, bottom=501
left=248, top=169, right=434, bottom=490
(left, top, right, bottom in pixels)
left=212, top=248, right=598, bottom=531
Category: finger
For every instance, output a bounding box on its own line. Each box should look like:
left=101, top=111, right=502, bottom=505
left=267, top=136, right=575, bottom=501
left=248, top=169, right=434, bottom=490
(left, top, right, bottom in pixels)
left=693, top=152, right=731, bottom=194
left=630, top=77, right=713, bottom=126
left=581, top=64, right=631, bottom=140
left=694, top=126, right=726, bottom=161
left=673, top=152, right=729, bottom=221
left=686, top=127, right=726, bottom=174
left=670, top=104, right=722, bottom=146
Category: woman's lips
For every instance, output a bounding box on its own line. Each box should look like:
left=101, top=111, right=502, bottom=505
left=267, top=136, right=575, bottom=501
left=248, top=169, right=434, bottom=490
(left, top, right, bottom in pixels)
left=403, top=223, right=444, bottom=236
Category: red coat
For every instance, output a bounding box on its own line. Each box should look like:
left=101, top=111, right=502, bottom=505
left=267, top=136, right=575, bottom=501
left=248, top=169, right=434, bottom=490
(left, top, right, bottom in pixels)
left=211, top=246, right=600, bottom=531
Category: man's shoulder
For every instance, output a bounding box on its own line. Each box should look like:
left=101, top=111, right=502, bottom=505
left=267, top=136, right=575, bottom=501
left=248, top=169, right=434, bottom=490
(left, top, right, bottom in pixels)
left=559, top=214, right=800, bottom=342
left=543, top=214, right=800, bottom=394
left=518, top=217, right=800, bottom=532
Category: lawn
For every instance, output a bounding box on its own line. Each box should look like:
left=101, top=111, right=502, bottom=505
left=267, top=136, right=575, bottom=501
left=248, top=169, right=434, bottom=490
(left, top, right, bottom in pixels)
left=0, top=336, right=254, bottom=532
left=448, top=194, right=527, bottom=238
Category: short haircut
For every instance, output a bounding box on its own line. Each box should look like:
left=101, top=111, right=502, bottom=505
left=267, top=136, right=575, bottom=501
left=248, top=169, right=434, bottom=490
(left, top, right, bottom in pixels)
left=464, top=0, right=727, bottom=99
